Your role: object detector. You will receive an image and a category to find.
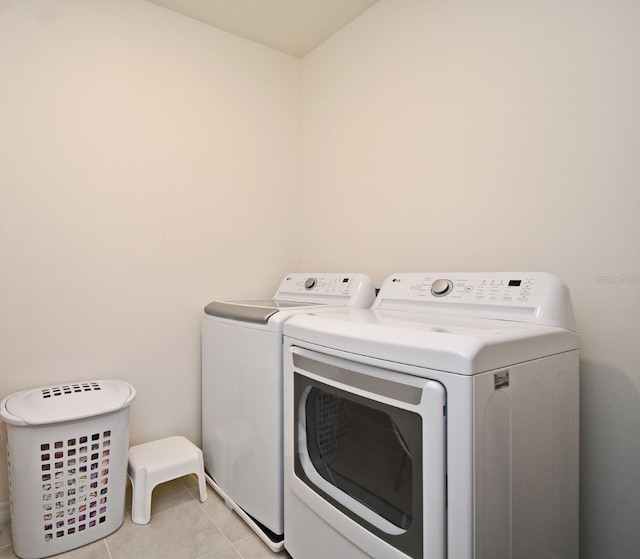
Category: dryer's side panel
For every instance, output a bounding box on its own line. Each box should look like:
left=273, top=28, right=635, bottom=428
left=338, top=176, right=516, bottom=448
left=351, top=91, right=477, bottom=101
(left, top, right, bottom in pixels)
left=201, top=317, right=283, bottom=535
left=473, top=350, right=579, bottom=559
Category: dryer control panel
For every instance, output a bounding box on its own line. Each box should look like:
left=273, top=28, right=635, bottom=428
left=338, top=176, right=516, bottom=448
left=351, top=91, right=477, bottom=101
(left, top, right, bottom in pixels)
left=375, top=272, right=576, bottom=331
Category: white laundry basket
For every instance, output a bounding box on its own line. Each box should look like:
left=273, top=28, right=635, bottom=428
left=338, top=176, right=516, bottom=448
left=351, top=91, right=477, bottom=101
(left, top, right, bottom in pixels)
left=0, top=380, right=135, bottom=559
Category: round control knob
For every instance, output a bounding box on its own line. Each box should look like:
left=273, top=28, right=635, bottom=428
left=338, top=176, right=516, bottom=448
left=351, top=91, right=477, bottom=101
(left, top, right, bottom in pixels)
left=304, top=277, right=317, bottom=290
left=431, top=278, right=453, bottom=297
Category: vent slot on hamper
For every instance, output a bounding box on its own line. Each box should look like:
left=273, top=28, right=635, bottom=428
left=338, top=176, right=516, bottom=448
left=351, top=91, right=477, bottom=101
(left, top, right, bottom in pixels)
left=1, top=379, right=135, bottom=559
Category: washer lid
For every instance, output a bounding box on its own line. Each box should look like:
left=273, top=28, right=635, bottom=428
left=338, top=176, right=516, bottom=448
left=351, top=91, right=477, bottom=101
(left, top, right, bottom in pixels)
left=0, top=379, right=136, bottom=426
left=204, top=299, right=323, bottom=324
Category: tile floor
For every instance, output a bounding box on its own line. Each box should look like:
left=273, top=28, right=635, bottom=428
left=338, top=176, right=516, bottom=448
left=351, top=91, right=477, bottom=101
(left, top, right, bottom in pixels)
left=0, top=476, right=291, bottom=559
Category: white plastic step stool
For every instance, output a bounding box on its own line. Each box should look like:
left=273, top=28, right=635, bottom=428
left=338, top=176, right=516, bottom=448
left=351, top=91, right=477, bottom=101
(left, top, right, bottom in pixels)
left=128, top=436, right=207, bottom=524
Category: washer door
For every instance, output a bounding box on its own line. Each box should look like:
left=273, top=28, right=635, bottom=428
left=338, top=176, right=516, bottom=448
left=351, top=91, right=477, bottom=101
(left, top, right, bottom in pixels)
left=291, top=348, right=446, bottom=559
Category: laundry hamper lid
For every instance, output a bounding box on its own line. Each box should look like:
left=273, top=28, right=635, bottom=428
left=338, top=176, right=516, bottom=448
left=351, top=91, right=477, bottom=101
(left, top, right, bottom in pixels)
left=0, top=379, right=136, bottom=426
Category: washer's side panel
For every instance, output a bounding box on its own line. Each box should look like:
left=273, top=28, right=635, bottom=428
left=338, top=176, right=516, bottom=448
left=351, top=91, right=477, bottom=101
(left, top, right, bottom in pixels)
left=474, top=350, right=579, bottom=559
left=202, top=317, right=283, bottom=535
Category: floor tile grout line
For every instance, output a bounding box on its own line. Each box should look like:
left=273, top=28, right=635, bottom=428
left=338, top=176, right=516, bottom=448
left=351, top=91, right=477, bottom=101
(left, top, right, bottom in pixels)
left=182, top=476, right=280, bottom=558
left=194, top=542, right=238, bottom=559
left=197, top=499, right=240, bottom=556
left=180, top=475, right=248, bottom=559
left=192, top=486, right=263, bottom=559
left=103, top=535, right=114, bottom=559
left=172, top=482, right=238, bottom=559
left=197, top=499, right=278, bottom=559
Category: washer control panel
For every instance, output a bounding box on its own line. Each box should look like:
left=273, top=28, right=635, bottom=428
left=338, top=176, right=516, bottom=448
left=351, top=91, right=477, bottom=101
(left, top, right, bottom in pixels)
left=275, top=273, right=376, bottom=307
left=375, top=272, right=576, bottom=330
left=283, top=275, right=356, bottom=296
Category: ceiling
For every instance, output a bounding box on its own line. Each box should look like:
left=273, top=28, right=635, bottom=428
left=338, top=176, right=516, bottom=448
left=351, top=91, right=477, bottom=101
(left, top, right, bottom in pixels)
left=144, top=0, right=380, bottom=58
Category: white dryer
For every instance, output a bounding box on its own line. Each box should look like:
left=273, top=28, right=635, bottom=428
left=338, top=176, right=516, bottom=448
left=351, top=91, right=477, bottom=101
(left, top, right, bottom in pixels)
left=283, top=272, right=579, bottom=559
left=201, top=273, right=375, bottom=550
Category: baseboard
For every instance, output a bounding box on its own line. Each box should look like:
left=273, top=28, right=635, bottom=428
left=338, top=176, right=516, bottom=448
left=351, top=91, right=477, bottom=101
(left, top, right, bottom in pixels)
left=0, top=501, right=10, bottom=524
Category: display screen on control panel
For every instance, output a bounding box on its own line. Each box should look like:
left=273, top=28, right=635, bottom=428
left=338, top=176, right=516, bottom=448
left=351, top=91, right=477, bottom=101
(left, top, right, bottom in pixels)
left=508, top=280, right=522, bottom=287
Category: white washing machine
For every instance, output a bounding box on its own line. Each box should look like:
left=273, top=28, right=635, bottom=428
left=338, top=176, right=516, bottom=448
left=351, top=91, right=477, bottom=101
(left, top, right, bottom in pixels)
left=283, top=272, right=579, bottom=559
left=201, top=273, right=375, bottom=550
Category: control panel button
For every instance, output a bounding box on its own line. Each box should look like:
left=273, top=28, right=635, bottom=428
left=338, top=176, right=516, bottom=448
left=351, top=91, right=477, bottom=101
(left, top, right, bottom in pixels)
left=431, top=278, right=453, bottom=297
left=304, top=277, right=317, bottom=290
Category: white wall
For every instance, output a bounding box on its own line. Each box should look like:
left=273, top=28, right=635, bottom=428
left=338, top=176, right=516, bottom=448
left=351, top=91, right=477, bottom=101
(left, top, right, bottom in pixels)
left=299, top=0, right=640, bottom=557
left=0, top=0, right=300, bottom=503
